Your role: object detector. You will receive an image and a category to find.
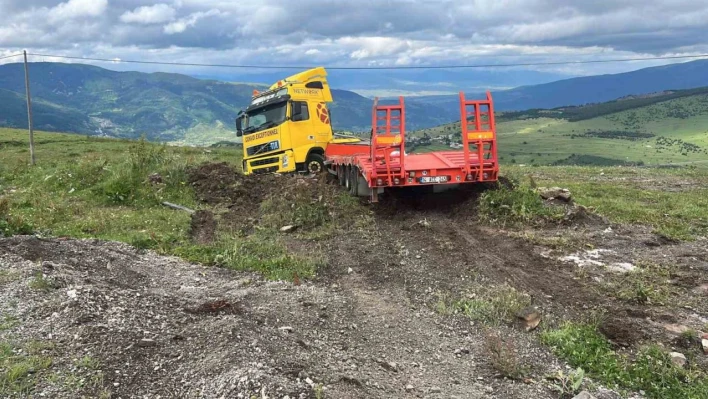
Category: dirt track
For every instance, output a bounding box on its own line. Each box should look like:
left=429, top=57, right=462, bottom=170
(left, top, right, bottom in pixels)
left=1, top=163, right=706, bottom=398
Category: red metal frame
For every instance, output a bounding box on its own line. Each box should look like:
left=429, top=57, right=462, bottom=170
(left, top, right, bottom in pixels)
left=460, top=91, right=498, bottom=182
left=326, top=92, right=498, bottom=202
left=370, top=97, right=406, bottom=186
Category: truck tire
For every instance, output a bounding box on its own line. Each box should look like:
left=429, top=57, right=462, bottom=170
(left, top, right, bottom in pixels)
left=305, top=153, right=325, bottom=175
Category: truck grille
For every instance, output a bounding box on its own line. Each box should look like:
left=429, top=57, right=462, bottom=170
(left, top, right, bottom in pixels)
left=252, top=166, right=278, bottom=174
left=250, top=157, right=279, bottom=167
left=247, top=141, right=279, bottom=156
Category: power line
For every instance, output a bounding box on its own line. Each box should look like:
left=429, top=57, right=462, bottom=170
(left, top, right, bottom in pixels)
left=0, top=53, right=23, bottom=61
left=26, top=52, right=708, bottom=70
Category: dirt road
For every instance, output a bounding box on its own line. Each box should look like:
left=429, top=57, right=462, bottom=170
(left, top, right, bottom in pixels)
left=1, top=164, right=706, bottom=398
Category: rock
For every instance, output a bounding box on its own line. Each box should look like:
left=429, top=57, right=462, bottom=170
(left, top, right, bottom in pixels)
left=670, top=352, right=687, bottom=367
left=280, top=225, right=296, bottom=233
left=66, top=289, right=77, bottom=299
left=376, top=359, right=398, bottom=372
left=405, top=384, right=414, bottom=392
left=138, top=338, right=156, bottom=348
left=516, top=306, right=541, bottom=331
left=693, top=284, right=708, bottom=296
left=148, top=173, right=163, bottom=184
left=278, top=326, right=293, bottom=333
left=702, top=338, right=708, bottom=354
left=537, top=187, right=572, bottom=202
left=663, top=324, right=691, bottom=336
left=572, top=391, right=596, bottom=399
left=347, top=267, right=353, bottom=274
left=429, top=386, right=441, bottom=394
left=607, top=263, right=637, bottom=273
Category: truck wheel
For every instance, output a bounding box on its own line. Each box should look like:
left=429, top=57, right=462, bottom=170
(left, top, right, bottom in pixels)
left=305, top=153, right=325, bottom=175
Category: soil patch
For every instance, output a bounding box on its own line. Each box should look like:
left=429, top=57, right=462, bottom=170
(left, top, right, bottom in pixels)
left=189, top=210, right=217, bottom=244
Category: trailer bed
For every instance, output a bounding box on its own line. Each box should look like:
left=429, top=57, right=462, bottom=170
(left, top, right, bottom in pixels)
left=326, top=93, right=499, bottom=202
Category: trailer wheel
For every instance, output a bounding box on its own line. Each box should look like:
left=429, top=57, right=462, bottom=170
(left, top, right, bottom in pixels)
left=349, top=167, right=360, bottom=196
left=305, top=153, right=325, bottom=175
left=344, top=165, right=352, bottom=191
left=337, top=165, right=346, bottom=186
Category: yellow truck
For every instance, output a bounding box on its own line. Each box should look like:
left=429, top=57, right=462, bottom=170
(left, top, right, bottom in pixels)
left=236, top=67, right=355, bottom=175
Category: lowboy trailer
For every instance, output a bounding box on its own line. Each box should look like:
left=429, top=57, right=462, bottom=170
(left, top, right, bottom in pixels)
left=325, top=92, right=499, bottom=202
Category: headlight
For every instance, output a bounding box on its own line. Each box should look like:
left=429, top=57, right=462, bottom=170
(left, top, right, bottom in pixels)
left=282, top=154, right=289, bottom=168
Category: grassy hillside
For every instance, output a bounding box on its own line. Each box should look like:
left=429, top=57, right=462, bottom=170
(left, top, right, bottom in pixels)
left=0, top=63, right=460, bottom=144
left=415, top=88, right=708, bottom=166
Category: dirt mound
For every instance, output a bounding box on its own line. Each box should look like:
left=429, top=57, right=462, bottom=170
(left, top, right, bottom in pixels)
left=188, top=162, right=285, bottom=209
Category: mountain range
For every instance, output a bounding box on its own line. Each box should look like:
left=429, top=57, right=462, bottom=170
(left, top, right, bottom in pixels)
left=0, top=60, right=707, bottom=143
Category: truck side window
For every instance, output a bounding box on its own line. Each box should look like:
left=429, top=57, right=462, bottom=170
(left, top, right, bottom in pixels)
left=292, top=101, right=309, bottom=122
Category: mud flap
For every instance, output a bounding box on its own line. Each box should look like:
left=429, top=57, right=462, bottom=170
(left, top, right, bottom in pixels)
left=356, top=174, right=371, bottom=197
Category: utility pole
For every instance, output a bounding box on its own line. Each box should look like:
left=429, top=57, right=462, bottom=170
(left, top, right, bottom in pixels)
left=23, top=50, right=36, bottom=165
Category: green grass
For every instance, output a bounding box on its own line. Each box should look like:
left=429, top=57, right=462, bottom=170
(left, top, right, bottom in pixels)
left=478, top=183, right=565, bottom=226
left=438, top=283, right=531, bottom=326
left=0, top=341, right=54, bottom=396
left=415, top=92, right=708, bottom=167
left=0, top=128, right=323, bottom=281
left=541, top=323, right=708, bottom=399
left=28, top=272, right=55, bottom=291
left=173, top=234, right=321, bottom=281
left=504, top=165, right=708, bottom=240
left=602, top=262, right=675, bottom=305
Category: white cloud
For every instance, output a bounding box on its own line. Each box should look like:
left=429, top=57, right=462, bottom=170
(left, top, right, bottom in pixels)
left=120, top=4, right=176, bottom=25
left=163, top=9, right=223, bottom=34
left=48, top=0, right=107, bottom=24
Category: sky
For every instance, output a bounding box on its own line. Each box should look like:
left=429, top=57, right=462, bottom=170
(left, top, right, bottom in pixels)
left=1, top=0, right=707, bottom=94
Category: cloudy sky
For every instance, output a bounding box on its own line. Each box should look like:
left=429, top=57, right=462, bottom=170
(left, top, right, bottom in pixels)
left=1, top=0, right=707, bottom=93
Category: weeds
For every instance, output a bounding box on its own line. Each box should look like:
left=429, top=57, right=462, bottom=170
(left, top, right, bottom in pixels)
left=484, top=331, right=529, bottom=379
left=0, top=198, right=34, bottom=237
left=453, top=284, right=531, bottom=326
left=603, top=262, right=674, bottom=304
left=0, top=270, right=21, bottom=286
left=173, top=233, right=321, bottom=281
left=541, top=322, right=708, bottom=399
left=28, top=272, right=56, bottom=291
left=0, top=315, right=19, bottom=332
left=478, top=184, right=563, bottom=226
left=0, top=341, right=54, bottom=396
left=547, top=367, right=585, bottom=398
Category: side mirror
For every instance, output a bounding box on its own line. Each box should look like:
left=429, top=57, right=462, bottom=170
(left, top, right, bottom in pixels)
left=235, top=113, right=243, bottom=137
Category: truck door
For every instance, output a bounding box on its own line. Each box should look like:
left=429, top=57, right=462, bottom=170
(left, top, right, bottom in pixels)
left=290, top=101, right=315, bottom=155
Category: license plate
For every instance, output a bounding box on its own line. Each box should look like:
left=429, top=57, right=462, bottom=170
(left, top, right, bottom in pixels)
left=419, top=176, right=449, bottom=184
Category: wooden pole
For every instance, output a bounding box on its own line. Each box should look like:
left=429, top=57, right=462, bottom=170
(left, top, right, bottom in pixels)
left=23, top=50, right=36, bottom=165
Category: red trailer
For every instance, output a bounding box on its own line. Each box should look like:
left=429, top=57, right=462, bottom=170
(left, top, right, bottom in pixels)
left=326, top=92, right=499, bottom=202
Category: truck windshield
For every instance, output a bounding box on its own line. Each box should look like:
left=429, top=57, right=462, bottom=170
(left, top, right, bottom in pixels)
left=243, top=102, right=287, bottom=134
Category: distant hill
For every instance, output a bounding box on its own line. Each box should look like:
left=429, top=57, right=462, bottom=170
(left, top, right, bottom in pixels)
left=0, top=62, right=458, bottom=143
left=2, top=59, right=708, bottom=145
left=416, top=59, right=708, bottom=111
left=415, top=86, right=708, bottom=167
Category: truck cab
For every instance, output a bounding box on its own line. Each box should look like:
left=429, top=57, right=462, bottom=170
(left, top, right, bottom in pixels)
left=236, top=67, right=336, bottom=175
